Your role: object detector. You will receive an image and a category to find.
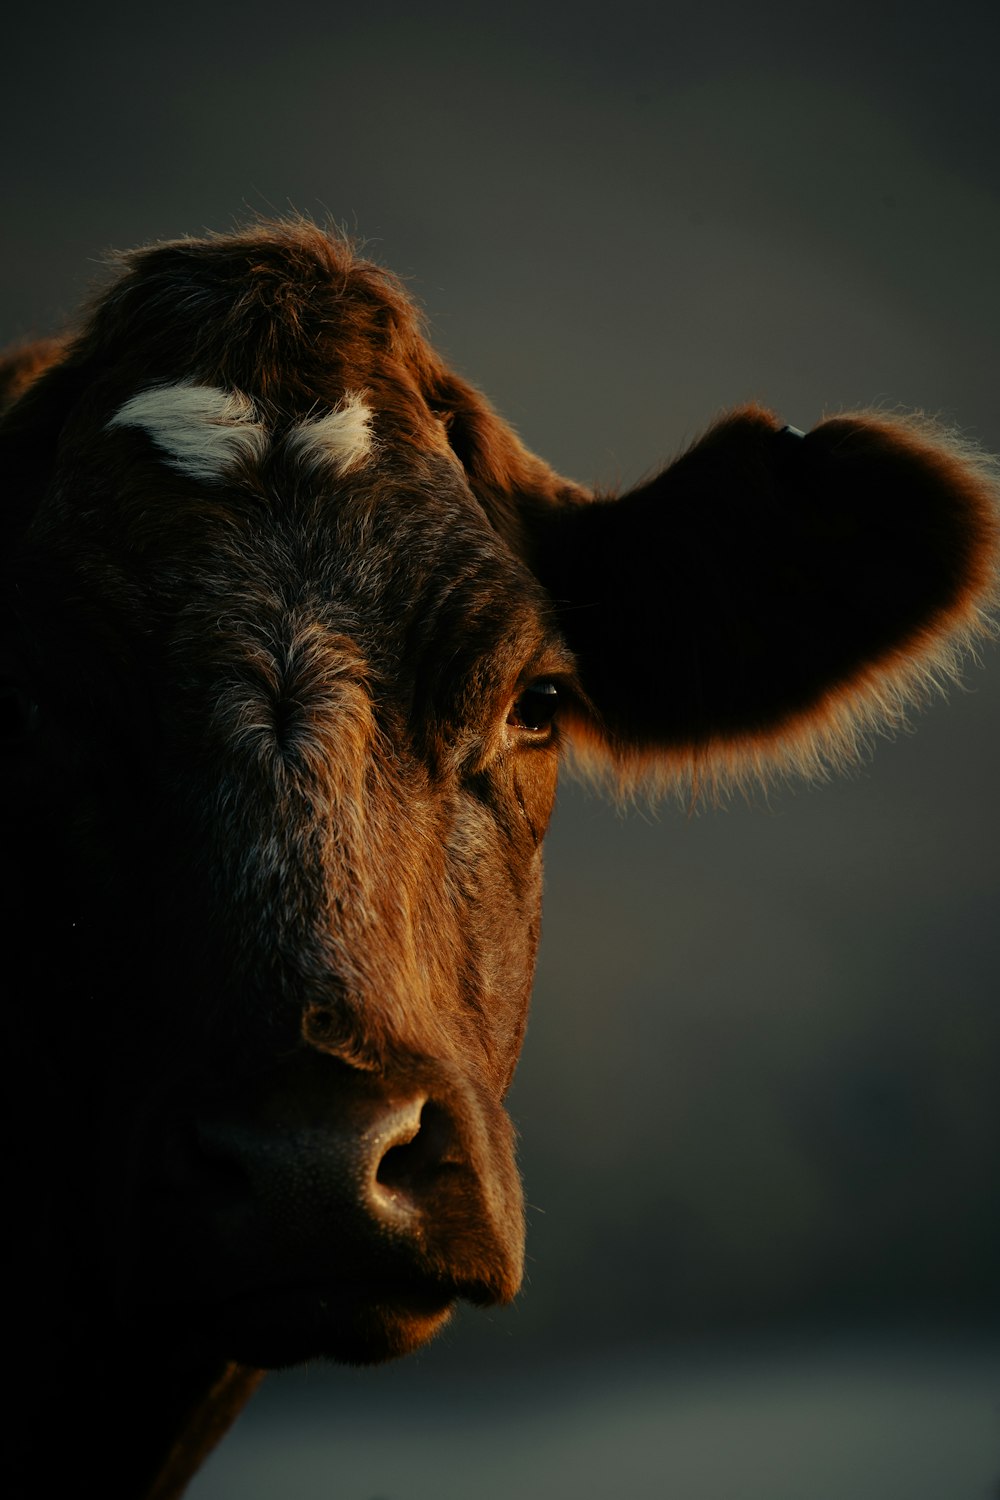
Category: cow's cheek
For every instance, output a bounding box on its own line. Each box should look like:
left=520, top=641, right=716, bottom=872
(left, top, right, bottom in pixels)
left=514, top=744, right=560, bottom=848
left=462, top=749, right=558, bottom=1090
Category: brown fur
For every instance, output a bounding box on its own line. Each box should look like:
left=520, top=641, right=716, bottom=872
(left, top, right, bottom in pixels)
left=2, top=220, right=997, bottom=1497
left=0, top=335, right=68, bottom=408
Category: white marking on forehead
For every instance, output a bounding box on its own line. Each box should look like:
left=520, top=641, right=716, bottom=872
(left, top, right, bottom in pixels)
left=284, top=392, right=374, bottom=478
left=107, top=381, right=269, bottom=482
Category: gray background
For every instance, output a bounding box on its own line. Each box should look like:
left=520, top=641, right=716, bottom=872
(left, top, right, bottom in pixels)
left=5, top=2, right=998, bottom=1494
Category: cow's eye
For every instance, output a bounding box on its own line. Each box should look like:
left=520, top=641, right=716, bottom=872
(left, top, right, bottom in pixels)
left=507, top=681, right=559, bottom=735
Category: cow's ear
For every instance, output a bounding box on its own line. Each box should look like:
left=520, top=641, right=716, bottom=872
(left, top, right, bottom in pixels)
left=0, top=339, right=68, bottom=413
left=527, top=405, right=999, bottom=794
left=0, top=340, right=87, bottom=542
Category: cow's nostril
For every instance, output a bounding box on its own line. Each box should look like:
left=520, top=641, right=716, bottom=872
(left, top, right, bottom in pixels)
left=373, top=1101, right=460, bottom=1216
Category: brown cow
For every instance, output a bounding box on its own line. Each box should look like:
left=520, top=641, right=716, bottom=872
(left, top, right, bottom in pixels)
left=1, top=220, right=996, bottom=1499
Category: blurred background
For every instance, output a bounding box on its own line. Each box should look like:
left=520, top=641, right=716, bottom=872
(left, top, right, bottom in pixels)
left=5, top=2, right=998, bottom=1494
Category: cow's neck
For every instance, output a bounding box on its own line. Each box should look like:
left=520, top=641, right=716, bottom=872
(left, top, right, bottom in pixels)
left=22, top=1322, right=262, bottom=1499
left=140, top=1357, right=264, bottom=1500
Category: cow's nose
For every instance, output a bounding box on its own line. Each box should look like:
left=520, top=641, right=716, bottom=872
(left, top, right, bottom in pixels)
left=193, top=1084, right=461, bottom=1227
left=180, top=1051, right=524, bottom=1306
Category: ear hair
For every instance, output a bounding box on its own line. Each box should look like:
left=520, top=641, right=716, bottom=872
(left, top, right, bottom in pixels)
left=0, top=339, right=68, bottom=414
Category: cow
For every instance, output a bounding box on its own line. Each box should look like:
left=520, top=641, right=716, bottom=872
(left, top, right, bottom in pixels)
left=1, top=220, right=996, bottom=1500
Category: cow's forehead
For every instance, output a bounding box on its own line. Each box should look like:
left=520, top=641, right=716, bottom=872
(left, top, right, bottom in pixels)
left=89, top=378, right=565, bottom=714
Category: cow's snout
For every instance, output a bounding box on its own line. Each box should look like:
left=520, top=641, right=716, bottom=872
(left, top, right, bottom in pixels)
left=151, top=1049, right=524, bottom=1365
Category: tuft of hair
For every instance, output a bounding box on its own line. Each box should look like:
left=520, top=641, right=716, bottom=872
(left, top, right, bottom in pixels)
left=108, top=381, right=269, bottom=482
left=283, top=392, right=375, bottom=478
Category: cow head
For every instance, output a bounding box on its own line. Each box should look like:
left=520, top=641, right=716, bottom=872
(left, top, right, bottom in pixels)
left=1, top=222, right=996, bottom=1381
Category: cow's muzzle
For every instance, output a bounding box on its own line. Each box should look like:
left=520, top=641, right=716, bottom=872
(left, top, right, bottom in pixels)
left=145, top=1050, right=525, bottom=1366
